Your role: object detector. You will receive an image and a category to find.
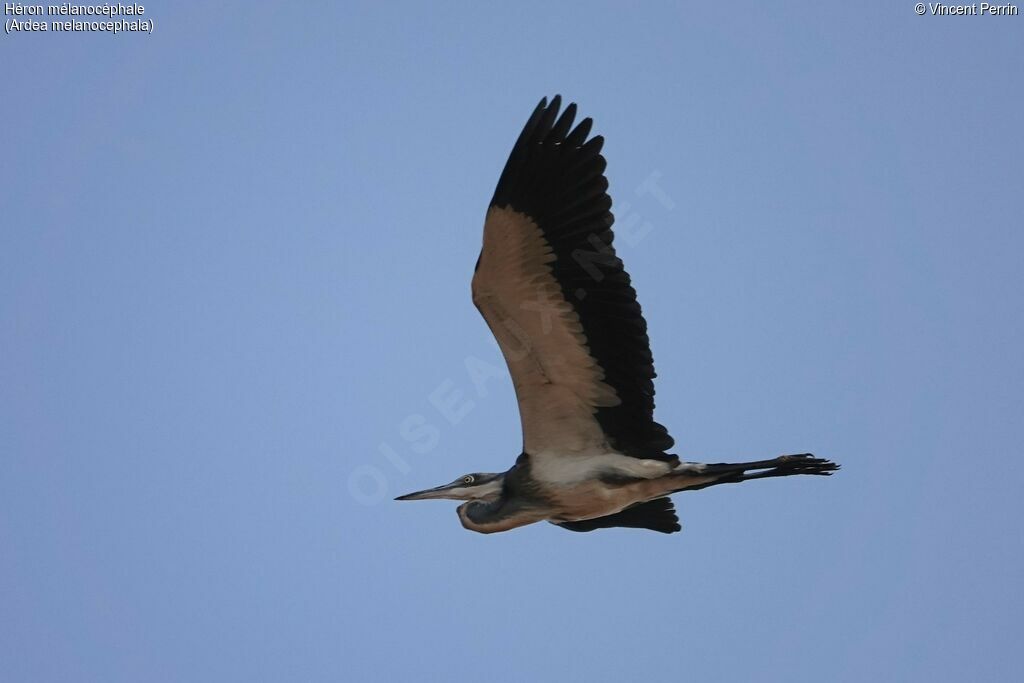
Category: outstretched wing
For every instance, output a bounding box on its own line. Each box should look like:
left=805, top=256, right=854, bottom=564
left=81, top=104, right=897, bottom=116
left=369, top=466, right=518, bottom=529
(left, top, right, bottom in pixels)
left=472, top=96, right=674, bottom=460
left=554, top=497, right=681, bottom=534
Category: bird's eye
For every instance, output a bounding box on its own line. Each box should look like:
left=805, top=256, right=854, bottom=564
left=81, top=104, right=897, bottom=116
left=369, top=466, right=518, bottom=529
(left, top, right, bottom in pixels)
left=462, top=475, right=474, bottom=484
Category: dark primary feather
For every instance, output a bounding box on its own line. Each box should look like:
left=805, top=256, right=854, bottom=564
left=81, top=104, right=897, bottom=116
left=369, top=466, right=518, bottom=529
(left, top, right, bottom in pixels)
left=488, top=95, right=674, bottom=459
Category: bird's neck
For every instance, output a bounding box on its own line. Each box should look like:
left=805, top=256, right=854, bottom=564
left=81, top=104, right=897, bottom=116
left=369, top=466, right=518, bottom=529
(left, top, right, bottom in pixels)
left=457, top=499, right=500, bottom=532
left=456, top=497, right=545, bottom=535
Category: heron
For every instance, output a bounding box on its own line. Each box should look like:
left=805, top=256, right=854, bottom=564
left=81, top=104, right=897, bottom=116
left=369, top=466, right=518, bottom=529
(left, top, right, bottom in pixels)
left=396, top=96, right=838, bottom=534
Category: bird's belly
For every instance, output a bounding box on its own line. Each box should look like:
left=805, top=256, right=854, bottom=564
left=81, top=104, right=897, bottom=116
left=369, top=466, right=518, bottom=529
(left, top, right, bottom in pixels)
left=544, top=476, right=681, bottom=522
left=544, top=479, right=667, bottom=521
left=528, top=451, right=679, bottom=521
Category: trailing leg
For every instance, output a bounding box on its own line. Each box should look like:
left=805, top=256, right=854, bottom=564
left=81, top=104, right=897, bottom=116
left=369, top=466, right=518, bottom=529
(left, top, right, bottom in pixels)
left=675, top=453, right=839, bottom=492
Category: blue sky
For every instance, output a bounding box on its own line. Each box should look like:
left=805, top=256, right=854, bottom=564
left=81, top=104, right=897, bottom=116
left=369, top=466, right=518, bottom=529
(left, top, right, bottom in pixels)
left=3, top=2, right=1022, bottom=681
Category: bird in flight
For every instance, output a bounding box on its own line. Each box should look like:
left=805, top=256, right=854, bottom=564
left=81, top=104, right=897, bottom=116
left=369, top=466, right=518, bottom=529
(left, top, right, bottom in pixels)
left=396, top=96, right=838, bottom=534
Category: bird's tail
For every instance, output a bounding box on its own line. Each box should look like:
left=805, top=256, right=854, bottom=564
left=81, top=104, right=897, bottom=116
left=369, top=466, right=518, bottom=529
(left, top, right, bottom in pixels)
left=675, top=453, right=839, bottom=492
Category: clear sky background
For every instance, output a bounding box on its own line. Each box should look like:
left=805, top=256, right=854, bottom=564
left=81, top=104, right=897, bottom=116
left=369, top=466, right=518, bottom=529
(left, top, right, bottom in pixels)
left=3, top=2, right=1022, bottom=681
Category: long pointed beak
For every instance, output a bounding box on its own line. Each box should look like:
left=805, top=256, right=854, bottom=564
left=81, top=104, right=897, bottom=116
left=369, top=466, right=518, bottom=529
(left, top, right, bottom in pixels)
left=394, top=482, right=461, bottom=501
